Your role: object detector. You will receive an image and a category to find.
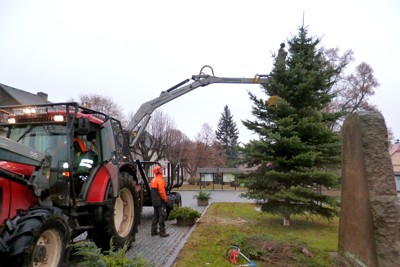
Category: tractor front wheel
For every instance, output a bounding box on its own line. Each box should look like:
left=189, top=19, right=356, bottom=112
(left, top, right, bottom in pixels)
left=93, top=173, right=139, bottom=250
left=0, top=207, right=70, bottom=267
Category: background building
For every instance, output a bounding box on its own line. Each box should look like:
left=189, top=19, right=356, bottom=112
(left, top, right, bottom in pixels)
left=0, top=83, right=49, bottom=106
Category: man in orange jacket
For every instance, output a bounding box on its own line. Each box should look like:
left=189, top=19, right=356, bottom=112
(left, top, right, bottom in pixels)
left=150, top=165, right=169, bottom=237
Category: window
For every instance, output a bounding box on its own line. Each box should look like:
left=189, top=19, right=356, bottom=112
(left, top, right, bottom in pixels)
left=395, top=176, right=400, bottom=192
left=8, top=124, right=67, bottom=168
left=100, top=119, right=117, bottom=163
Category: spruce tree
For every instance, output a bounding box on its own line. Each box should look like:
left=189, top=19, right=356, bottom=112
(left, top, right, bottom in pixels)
left=215, top=105, right=239, bottom=167
left=240, top=26, right=341, bottom=226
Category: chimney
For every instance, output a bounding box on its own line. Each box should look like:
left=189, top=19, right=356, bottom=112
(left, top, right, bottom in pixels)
left=37, top=92, right=48, bottom=102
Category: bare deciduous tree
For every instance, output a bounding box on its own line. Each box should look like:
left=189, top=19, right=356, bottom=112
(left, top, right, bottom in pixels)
left=195, top=123, right=215, bottom=146
left=184, top=123, right=226, bottom=178
left=323, top=48, right=380, bottom=131
left=164, top=129, right=190, bottom=167
left=69, top=93, right=125, bottom=122
left=134, top=110, right=176, bottom=161
left=343, top=62, right=379, bottom=113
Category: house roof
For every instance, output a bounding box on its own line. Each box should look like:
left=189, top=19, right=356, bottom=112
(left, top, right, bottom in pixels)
left=389, top=143, right=400, bottom=156
left=0, top=83, right=49, bottom=105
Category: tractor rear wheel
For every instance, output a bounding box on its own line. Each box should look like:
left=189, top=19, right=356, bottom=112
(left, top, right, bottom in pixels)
left=93, top=173, right=139, bottom=250
left=166, top=192, right=182, bottom=219
left=0, top=207, right=70, bottom=267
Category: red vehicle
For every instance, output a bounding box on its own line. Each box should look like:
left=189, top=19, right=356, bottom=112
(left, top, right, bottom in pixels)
left=0, top=103, right=150, bottom=266
left=0, top=67, right=268, bottom=266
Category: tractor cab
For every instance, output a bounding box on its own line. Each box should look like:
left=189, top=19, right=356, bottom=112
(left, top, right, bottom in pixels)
left=0, top=102, right=126, bottom=206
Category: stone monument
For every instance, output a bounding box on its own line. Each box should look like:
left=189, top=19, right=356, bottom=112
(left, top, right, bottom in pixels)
left=340, top=111, right=400, bottom=266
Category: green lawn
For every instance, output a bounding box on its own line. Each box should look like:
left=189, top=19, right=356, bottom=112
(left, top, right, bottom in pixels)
left=172, top=203, right=339, bottom=267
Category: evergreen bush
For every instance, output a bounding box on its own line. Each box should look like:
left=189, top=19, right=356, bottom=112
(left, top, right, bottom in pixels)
left=69, top=239, right=152, bottom=267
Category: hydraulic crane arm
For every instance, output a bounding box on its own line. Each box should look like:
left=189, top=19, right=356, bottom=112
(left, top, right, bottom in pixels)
left=125, top=68, right=269, bottom=147
left=0, top=136, right=51, bottom=195
left=0, top=136, right=47, bottom=166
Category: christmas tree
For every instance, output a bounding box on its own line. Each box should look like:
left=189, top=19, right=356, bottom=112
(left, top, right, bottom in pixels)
left=241, top=26, right=341, bottom=226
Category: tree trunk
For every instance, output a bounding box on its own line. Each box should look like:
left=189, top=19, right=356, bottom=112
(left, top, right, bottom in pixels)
left=283, top=215, right=290, bottom=226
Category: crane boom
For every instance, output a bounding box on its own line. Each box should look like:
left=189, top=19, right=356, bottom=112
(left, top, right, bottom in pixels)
left=0, top=136, right=47, bottom=166
left=126, top=72, right=269, bottom=147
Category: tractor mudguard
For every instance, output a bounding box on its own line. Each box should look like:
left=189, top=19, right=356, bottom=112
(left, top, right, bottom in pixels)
left=86, top=166, right=110, bottom=203
left=0, top=178, right=37, bottom=225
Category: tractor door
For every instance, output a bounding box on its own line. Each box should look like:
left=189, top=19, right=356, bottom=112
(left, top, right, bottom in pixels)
left=100, top=118, right=120, bottom=197
left=85, top=118, right=120, bottom=199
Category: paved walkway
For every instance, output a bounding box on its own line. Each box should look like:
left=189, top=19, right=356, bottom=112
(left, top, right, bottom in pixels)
left=125, top=190, right=254, bottom=267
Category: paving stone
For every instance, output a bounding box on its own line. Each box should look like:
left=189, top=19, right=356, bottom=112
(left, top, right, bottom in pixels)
left=126, top=190, right=254, bottom=267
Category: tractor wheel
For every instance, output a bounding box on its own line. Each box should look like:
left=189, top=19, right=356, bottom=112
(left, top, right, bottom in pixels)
left=166, top=192, right=182, bottom=219
left=0, top=207, right=70, bottom=267
left=93, top=173, right=139, bottom=250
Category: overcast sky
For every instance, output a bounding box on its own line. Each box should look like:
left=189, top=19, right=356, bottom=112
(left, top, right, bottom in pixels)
left=1, top=0, right=399, bottom=143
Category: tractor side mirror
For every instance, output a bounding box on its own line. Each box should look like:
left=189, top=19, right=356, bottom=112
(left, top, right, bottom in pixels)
left=111, top=150, right=119, bottom=165
left=77, top=118, right=90, bottom=134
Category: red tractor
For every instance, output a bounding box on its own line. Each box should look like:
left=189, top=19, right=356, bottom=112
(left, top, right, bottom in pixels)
left=0, top=67, right=268, bottom=266
left=0, top=102, right=152, bottom=266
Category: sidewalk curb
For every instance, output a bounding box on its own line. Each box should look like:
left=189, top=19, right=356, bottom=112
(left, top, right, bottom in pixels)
left=163, top=204, right=211, bottom=267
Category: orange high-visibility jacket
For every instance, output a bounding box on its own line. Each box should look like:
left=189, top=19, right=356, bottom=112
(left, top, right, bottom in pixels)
left=73, top=138, right=87, bottom=152
left=150, top=173, right=168, bottom=206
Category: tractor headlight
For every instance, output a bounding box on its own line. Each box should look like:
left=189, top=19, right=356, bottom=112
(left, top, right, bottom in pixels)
left=53, top=115, right=64, bottom=122
left=7, top=117, right=16, bottom=124
left=23, top=108, right=36, bottom=114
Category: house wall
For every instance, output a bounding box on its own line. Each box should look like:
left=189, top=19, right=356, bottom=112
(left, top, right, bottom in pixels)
left=391, top=152, right=400, bottom=172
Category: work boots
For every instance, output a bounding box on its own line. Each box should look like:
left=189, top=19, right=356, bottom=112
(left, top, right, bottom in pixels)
left=160, top=232, right=169, bottom=237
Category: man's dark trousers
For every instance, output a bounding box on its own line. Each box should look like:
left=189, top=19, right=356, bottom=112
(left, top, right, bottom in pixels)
left=151, top=204, right=167, bottom=234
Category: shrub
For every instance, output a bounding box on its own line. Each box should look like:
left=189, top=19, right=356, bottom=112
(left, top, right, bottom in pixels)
left=193, top=190, right=212, bottom=201
left=69, top=238, right=152, bottom=267
left=168, top=206, right=201, bottom=221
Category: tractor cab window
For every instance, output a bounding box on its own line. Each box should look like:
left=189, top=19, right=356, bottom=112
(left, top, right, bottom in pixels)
left=72, top=131, right=99, bottom=178
left=100, top=119, right=118, bottom=164
left=8, top=124, right=68, bottom=169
